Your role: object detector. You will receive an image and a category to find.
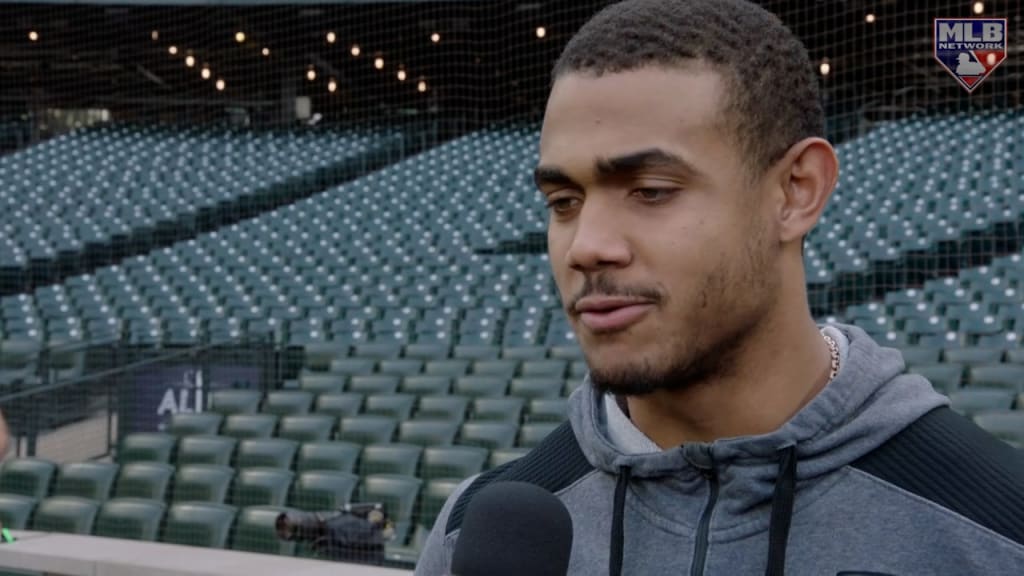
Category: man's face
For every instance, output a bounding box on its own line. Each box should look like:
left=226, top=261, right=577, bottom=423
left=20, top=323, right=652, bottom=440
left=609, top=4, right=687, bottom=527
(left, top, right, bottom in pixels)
left=537, top=65, right=782, bottom=396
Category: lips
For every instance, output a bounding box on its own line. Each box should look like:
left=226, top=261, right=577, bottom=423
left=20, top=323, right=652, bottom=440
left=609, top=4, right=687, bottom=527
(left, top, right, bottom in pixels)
left=574, top=297, right=654, bottom=334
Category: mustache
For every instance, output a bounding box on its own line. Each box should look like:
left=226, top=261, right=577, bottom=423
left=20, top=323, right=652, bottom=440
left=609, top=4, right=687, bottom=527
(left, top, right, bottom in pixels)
left=567, top=275, right=664, bottom=311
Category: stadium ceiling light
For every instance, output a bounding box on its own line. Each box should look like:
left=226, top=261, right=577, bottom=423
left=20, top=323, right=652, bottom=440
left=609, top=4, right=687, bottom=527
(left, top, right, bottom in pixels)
left=151, top=30, right=159, bottom=41
left=235, top=31, right=246, bottom=43
left=327, top=31, right=336, bottom=44
left=351, top=44, right=361, bottom=57
left=215, top=78, right=225, bottom=91
left=397, top=69, right=407, bottom=81
left=261, top=47, right=270, bottom=56
left=201, top=65, right=211, bottom=79
left=185, top=54, right=196, bottom=67
left=306, top=67, right=317, bottom=81
left=28, top=31, right=39, bottom=42
left=865, top=13, right=876, bottom=23
left=431, top=32, right=441, bottom=43
left=328, top=79, right=338, bottom=93
left=819, top=59, right=831, bottom=76
left=374, top=56, right=384, bottom=70
left=418, top=78, right=427, bottom=92
left=973, top=1, right=984, bottom=14
left=536, top=26, right=546, bottom=38
left=168, top=45, right=178, bottom=55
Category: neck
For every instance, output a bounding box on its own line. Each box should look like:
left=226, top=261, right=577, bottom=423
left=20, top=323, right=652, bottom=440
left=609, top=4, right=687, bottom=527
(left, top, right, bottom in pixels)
left=625, top=311, right=833, bottom=448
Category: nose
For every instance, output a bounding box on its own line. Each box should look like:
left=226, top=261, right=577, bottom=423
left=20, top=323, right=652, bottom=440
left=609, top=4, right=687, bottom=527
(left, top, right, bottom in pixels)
left=564, top=197, right=632, bottom=272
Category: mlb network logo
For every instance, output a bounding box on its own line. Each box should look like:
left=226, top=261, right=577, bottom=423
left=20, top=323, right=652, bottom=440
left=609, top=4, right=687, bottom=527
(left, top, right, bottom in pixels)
left=934, top=18, right=1007, bottom=93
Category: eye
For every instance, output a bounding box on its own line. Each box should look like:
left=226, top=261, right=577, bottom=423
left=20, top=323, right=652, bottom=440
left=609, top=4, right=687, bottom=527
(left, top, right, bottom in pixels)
left=633, top=188, right=678, bottom=202
left=545, top=196, right=582, bottom=214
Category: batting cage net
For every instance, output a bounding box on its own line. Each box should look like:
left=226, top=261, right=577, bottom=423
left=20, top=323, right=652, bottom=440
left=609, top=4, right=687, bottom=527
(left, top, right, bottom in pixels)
left=0, top=0, right=1021, bottom=569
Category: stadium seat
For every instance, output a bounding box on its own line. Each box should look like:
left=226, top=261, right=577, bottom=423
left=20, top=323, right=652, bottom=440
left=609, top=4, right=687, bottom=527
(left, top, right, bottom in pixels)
left=527, top=398, right=570, bottom=422
left=208, top=390, right=263, bottom=416
left=402, top=343, right=451, bottom=360
left=289, top=471, right=359, bottom=511
left=399, top=375, right=452, bottom=396
left=162, top=502, right=238, bottom=549
left=415, top=395, right=469, bottom=422
left=262, top=391, right=315, bottom=416
left=471, top=359, right=519, bottom=378
left=418, top=478, right=462, bottom=530
left=360, top=474, right=422, bottom=544
left=113, top=463, right=174, bottom=501
left=171, top=465, right=234, bottom=504
left=949, top=388, right=1016, bottom=416
left=94, top=498, right=166, bottom=541
left=907, top=364, right=964, bottom=394
left=520, top=360, right=568, bottom=378
left=378, top=359, right=424, bottom=376
left=364, top=394, right=417, bottom=420
left=509, top=377, right=563, bottom=399
left=338, top=416, right=397, bottom=445
left=231, top=505, right=297, bottom=555
left=423, top=359, right=470, bottom=377
left=167, top=413, right=223, bottom=437
left=314, top=392, right=364, bottom=419
left=488, top=447, right=531, bottom=468
left=230, top=468, right=294, bottom=508
left=295, top=441, right=361, bottom=474
left=176, top=435, right=237, bottom=467
left=0, top=493, right=36, bottom=529
left=453, top=376, right=508, bottom=398
left=470, top=397, right=524, bottom=423
left=398, top=420, right=460, bottom=447
left=347, top=375, right=401, bottom=396
left=53, top=462, right=119, bottom=502
left=968, top=364, right=1024, bottom=392
left=944, top=348, right=1005, bottom=364
left=358, top=443, right=423, bottom=476
left=0, top=458, right=56, bottom=500
left=118, top=433, right=176, bottom=464
left=221, top=414, right=279, bottom=440
left=458, top=422, right=518, bottom=451
left=298, top=373, right=346, bottom=395
left=973, top=411, right=1024, bottom=446
left=518, top=422, right=560, bottom=448
left=31, top=496, right=100, bottom=534
left=276, top=415, right=336, bottom=443
left=235, top=438, right=299, bottom=470
left=419, top=446, right=488, bottom=482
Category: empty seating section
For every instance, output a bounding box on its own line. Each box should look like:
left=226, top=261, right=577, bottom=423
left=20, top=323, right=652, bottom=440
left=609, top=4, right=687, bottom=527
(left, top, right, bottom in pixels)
left=2, top=115, right=1022, bottom=563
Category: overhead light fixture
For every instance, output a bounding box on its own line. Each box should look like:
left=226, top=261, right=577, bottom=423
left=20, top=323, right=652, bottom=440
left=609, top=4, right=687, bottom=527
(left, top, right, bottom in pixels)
left=819, top=59, right=831, bottom=76
left=328, top=79, right=337, bottom=92
left=215, top=78, right=225, bottom=91
left=151, top=30, right=159, bottom=41
left=185, top=55, right=196, bottom=67
left=306, top=68, right=317, bottom=81
left=417, top=79, right=427, bottom=92
left=326, top=31, right=336, bottom=44
left=431, top=32, right=441, bottom=43
left=351, top=44, right=361, bottom=56
left=374, top=56, right=384, bottom=70
left=168, top=45, right=178, bottom=55
left=201, top=65, right=211, bottom=79
left=536, top=26, right=546, bottom=38
left=261, top=47, right=270, bottom=56
left=397, top=69, right=407, bottom=81
left=28, top=31, right=39, bottom=42
left=865, top=13, right=876, bottom=23
left=973, top=1, right=984, bottom=14
left=235, top=31, right=246, bottom=43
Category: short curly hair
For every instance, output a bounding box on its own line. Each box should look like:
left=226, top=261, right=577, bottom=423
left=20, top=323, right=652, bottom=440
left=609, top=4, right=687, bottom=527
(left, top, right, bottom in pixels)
left=552, top=0, right=823, bottom=178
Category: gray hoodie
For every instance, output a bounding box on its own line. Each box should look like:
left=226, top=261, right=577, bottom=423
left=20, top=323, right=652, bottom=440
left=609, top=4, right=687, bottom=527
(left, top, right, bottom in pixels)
left=416, top=323, right=1024, bottom=575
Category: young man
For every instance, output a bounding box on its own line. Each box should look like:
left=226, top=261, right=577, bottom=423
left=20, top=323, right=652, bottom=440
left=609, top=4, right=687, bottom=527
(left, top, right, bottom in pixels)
left=415, top=0, right=1024, bottom=574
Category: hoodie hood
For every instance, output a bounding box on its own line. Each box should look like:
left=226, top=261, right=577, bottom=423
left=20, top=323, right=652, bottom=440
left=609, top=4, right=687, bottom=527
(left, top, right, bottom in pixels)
left=569, top=322, right=949, bottom=526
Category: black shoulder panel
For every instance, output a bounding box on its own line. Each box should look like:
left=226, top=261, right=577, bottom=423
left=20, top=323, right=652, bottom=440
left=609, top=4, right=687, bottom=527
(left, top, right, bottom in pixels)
left=445, top=420, right=594, bottom=535
left=852, top=406, right=1024, bottom=546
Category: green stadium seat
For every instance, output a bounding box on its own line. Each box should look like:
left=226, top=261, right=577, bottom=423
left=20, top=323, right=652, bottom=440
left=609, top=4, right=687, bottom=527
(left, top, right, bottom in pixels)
left=402, top=343, right=451, bottom=360
left=420, top=446, right=488, bottom=482
left=944, top=348, right=1006, bottom=364
left=231, top=505, right=297, bottom=555
left=418, top=479, right=462, bottom=530
left=550, top=346, right=584, bottom=361
left=423, top=359, right=470, bottom=377
left=31, top=496, right=100, bottom=534
left=208, top=390, right=263, bottom=416
left=398, top=420, right=460, bottom=447
left=176, top=435, right=237, bottom=467
left=314, top=392, right=363, bottom=418
left=222, top=414, right=279, bottom=440
left=908, top=364, right=964, bottom=394
left=364, top=394, right=417, bottom=420
left=329, top=358, right=376, bottom=376
left=415, top=395, right=469, bottom=422
left=509, top=377, right=563, bottom=399
left=452, top=345, right=500, bottom=361
left=949, top=388, right=1016, bottom=417
left=113, top=463, right=174, bottom=501
left=518, top=422, right=560, bottom=448
left=167, top=413, right=223, bottom=437
left=354, top=342, right=403, bottom=360
left=94, top=498, right=166, bottom=541
left=501, top=346, right=548, bottom=360
left=53, top=462, right=119, bottom=502
left=0, top=494, right=36, bottom=529
left=488, top=447, right=531, bottom=468
left=299, top=373, right=346, bottom=395
left=296, top=441, right=361, bottom=474
left=973, top=411, right=1024, bottom=446
left=1007, top=349, right=1024, bottom=365
left=520, top=360, right=568, bottom=378
left=527, top=398, right=570, bottom=422
left=378, top=359, right=424, bottom=376
left=453, top=376, right=508, bottom=398
left=360, top=474, right=422, bottom=543
left=0, top=458, right=56, bottom=499
left=399, top=375, right=452, bottom=396
left=458, top=422, right=518, bottom=451
left=230, top=468, right=294, bottom=508
left=118, top=433, right=175, bottom=464
left=898, top=346, right=942, bottom=367
left=470, top=360, right=519, bottom=378
left=162, top=502, right=237, bottom=549
left=235, top=438, right=299, bottom=470
left=338, top=415, right=397, bottom=445
left=470, top=397, right=524, bottom=423
left=968, top=364, right=1024, bottom=392
left=262, top=391, right=315, bottom=416
left=289, top=471, right=359, bottom=511
left=277, top=415, right=336, bottom=443
left=171, top=465, right=234, bottom=504
left=303, top=342, right=349, bottom=372
left=563, top=378, right=583, bottom=397
left=358, top=443, right=423, bottom=476
left=347, top=375, right=400, bottom=395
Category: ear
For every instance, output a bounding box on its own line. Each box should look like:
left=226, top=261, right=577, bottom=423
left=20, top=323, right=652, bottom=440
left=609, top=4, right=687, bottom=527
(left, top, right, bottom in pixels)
left=774, top=137, right=838, bottom=244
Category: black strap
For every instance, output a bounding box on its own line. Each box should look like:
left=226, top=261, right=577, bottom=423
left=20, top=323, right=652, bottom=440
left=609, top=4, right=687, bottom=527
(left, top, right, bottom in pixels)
left=445, top=420, right=595, bottom=535
left=852, top=406, right=1024, bottom=546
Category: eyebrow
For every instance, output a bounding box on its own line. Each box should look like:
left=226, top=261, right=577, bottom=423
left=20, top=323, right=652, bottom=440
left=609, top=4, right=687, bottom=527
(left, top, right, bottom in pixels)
left=534, top=147, right=697, bottom=190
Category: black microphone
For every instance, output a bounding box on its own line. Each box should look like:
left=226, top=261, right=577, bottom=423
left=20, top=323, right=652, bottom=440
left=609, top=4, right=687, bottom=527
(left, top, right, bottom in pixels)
left=451, top=481, right=573, bottom=576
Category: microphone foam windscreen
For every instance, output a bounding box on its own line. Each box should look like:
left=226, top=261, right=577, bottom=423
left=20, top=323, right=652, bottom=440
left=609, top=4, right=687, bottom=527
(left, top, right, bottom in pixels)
left=451, top=481, right=573, bottom=576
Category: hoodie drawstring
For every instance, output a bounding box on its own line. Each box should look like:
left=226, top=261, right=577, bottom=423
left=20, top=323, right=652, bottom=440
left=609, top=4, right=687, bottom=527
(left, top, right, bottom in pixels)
left=609, top=465, right=631, bottom=576
left=765, top=445, right=798, bottom=576
left=606, top=446, right=798, bottom=576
